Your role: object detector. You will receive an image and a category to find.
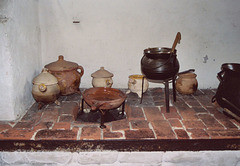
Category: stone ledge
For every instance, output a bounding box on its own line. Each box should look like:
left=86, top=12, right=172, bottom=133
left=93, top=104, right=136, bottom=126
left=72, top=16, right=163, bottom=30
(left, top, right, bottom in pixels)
left=0, top=139, right=239, bottom=152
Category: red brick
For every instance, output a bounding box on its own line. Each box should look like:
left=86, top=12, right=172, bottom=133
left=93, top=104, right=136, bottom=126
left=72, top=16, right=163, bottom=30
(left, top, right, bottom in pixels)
left=174, top=129, right=189, bottom=139
left=35, top=128, right=78, bottom=140
left=230, top=119, right=240, bottom=128
left=34, top=122, right=53, bottom=130
left=218, top=119, right=239, bottom=130
left=151, top=120, right=176, bottom=139
left=0, top=129, right=34, bottom=140
left=143, top=107, right=164, bottom=121
left=59, top=102, right=79, bottom=120
left=187, top=129, right=210, bottom=139
left=192, top=106, right=208, bottom=113
left=168, top=119, right=183, bottom=128
left=52, top=122, right=71, bottom=130
left=41, top=108, right=59, bottom=122
left=126, top=106, right=145, bottom=120
left=182, top=120, right=206, bottom=129
left=186, top=101, right=201, bottom=107
left=80, top=126, right=101, bottom=140
left=103, top=131, right=123, bottom=140
left=13, top=121, right=36, bottom=130
left=195, top=95, right=213, bottom=107
left=125, top=129, right=155, bottom=139
left=21, top=111, right=43, bottom=124
left=59, top=115, right=74, bottom=122
left=207, top=107, right=227, bottom=119
left=179, top=109, right=199, bottom=120
left=198, top=114, right=224, bottom=130
left=130, top=120, right=149, bottom=129
left=0, top=123, right=12, bottom=133
left=151, top=88, right=163, bottom=94
left=161, top=106, right=181, bottom=119
left=207, top=130, right=240, bottom=139
left=112, top=119, right=130, bottom=131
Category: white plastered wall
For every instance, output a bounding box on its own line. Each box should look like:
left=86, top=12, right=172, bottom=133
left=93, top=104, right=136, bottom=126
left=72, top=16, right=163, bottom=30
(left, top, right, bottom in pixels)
left=39, top=0, right=240, bottom=89
left=0, top=0, right=41, bottom=120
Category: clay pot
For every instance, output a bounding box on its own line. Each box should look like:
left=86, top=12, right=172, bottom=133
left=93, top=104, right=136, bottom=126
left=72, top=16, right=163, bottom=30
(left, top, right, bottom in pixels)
left=45, top=55, right=84, bottom=95
left=126, top=75, right=149, bottom=98
left=91, top=67, right=113, bottom=88
left=176, top=72, right=198, bottom=95
left=32, top=68, right=60, bottom=107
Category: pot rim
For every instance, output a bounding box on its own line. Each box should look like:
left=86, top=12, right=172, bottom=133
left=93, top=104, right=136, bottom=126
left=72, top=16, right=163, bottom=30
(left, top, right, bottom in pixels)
left=129, top=74, right=145, bottom=79
left=178, top=72, right=197, bottom=78
left=144, top=47, right=177, bottom=54
left=222, top=63, right=240, bottom=73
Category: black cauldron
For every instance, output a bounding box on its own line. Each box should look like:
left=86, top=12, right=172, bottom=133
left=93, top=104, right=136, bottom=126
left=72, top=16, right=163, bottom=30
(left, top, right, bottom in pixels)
left=141, top=47, right=180, bottom=80
left=213, top=63, right=240, bottom=118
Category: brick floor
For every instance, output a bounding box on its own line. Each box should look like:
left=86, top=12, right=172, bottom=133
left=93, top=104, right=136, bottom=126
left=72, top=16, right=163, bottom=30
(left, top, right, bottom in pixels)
left=0, top=88, right=239, bottom=143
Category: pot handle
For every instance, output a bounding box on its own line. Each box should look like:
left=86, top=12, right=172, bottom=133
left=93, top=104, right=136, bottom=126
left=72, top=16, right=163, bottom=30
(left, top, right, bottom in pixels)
left=217, top=70, right=224, bottom=82
left=38, top=83, right=47, bottom=92
left=77, top=65, right=84, bottom=77
left=91, top=101, right=104, bottom=111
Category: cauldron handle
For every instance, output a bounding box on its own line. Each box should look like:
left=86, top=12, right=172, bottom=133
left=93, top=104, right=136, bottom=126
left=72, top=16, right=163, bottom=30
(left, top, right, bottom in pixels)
left=217, top=70, right=224, bottom=82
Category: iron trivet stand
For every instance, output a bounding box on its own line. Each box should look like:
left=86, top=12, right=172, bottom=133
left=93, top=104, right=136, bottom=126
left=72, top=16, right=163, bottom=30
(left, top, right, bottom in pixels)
left=81, top=99, right=126, bottom=128
left=140, top=76, right=176, bottom=113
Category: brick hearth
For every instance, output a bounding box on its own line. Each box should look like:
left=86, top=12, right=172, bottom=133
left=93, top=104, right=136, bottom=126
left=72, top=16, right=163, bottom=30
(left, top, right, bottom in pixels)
left=0, top=88, right=239, bottom=151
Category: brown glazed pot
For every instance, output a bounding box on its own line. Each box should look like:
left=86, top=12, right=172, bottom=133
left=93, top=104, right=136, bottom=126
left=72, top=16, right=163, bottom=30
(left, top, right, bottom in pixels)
left=82, top=87, right=126, bottom=111
left=176, top=72, right=198, bottom=95
left=45, top=55, right=84, bottom=95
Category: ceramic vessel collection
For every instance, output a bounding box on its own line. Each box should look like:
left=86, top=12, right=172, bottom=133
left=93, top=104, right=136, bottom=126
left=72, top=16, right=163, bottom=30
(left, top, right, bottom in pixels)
left=32, top=41, right=196, bottom=108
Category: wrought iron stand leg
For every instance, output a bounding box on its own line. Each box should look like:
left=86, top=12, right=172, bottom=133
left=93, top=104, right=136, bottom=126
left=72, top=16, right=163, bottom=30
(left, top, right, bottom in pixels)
left=140, top=76, right=144, bottom=104
left=99, top=110, right=106, bottom=129
left=81, top=98, right=84, bottom=112
left=172, top=77, right=176, bottom=102
left=121, top=101, right=125, bottom=115
left=164, top=81, right=170, bottom=113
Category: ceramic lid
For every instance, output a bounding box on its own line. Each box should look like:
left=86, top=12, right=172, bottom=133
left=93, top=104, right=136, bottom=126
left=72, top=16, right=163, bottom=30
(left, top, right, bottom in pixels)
left=45, top=55, right=78, bottom=72
left=33, top=68, right=58, bottom=85
left=91, top=67, right=113, bottom=78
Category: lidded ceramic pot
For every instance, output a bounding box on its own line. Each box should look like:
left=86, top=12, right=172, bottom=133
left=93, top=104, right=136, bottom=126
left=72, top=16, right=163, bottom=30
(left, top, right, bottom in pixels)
left=32, top=68, right=60, bottom=107
left=176, top=71, right=198, bottom=95
left=91, top=67, right=113, bottom=88
left=126, top=75, right=149, bottom=98
left=45, top=55, right=84, bottom=95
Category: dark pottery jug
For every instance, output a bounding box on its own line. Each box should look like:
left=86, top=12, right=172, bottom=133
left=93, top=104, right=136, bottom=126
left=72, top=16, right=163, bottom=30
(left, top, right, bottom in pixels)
left=212, top=63, right=240, bottom=119
left=141, top=47, right=179, bottom=80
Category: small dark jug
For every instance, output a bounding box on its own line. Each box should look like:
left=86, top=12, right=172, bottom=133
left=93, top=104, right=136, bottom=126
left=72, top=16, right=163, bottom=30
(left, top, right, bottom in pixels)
left=141, top=47, right=179, bottom=80
left=212, top=63, right=240, bottom=118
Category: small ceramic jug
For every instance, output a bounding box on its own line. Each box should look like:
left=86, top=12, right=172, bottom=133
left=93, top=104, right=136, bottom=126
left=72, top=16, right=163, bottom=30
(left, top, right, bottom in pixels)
left=176, top=72, right=198, bottom=95
left=126, top=75, right=149, bottom=98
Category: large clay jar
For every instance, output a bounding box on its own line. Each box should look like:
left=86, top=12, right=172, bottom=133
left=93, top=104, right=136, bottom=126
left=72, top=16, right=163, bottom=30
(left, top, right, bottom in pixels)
left=32, top=68, right=60, bottom=107
left=91, top=67, right=113, bottom=88
left=45, top=55, right=84, bottom=95
left=126, top=75, right=149, bottom=98
left=176, top=72, right=198, bottom=95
